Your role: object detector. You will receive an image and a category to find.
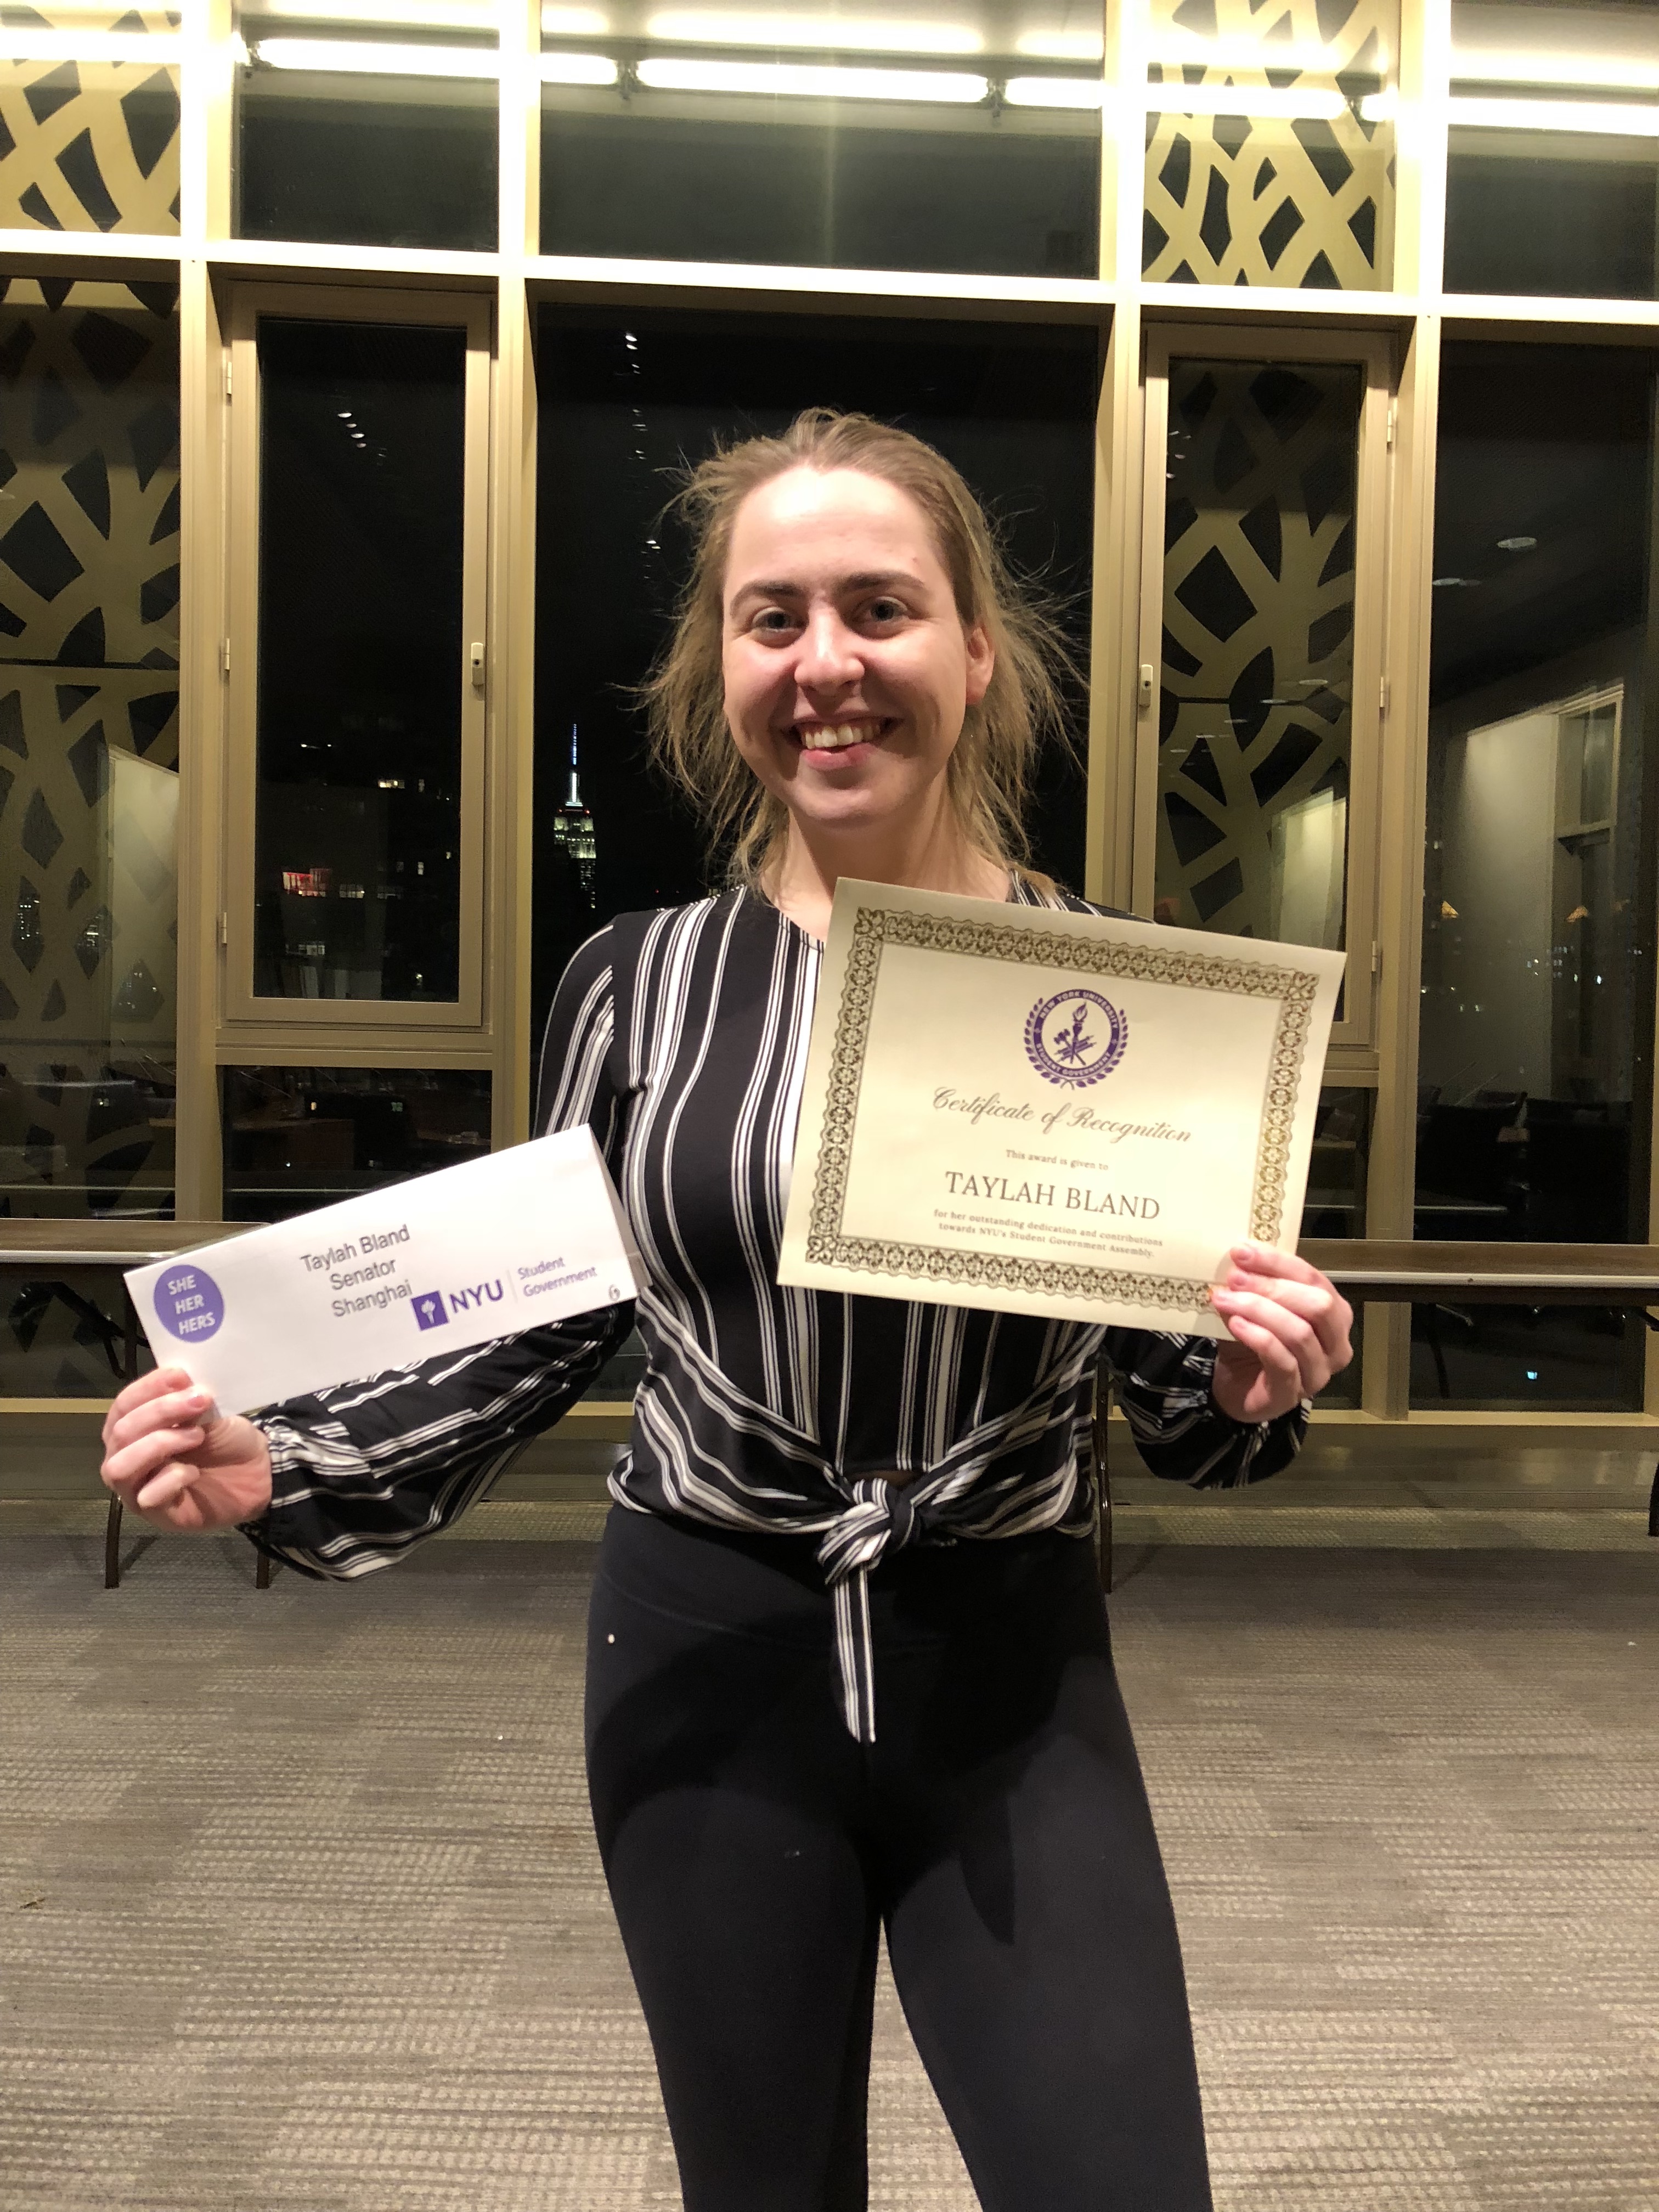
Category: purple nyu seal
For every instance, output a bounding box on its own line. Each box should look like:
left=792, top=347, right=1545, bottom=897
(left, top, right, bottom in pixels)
left=1023, top=988, right=1127, bottom=1089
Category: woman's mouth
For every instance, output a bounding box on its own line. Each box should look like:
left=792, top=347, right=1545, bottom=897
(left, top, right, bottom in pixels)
left=791, top=718, right=894, bottom=761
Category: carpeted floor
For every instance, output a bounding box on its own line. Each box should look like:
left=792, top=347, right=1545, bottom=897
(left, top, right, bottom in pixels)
left=2, top=1530, right=1656, bottom=2211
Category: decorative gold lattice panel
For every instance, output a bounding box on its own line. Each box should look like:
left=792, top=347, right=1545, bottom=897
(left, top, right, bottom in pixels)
left=0, top=279, right=178, bottom=1226
left=1155, top=359, right=1358, bottom=949
left=0, top=8, right=179, bottom=234
left=1144, top=0, right=1396, bottom=290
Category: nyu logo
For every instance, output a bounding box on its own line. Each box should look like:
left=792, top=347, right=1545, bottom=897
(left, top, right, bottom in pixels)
left=412, top=1281, right=505, bottom=1332
left=1023, top=988, right=1128, bottom=1090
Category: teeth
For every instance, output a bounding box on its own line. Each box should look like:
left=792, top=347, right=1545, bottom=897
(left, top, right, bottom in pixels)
left=801, top=722, right=872, bottom=750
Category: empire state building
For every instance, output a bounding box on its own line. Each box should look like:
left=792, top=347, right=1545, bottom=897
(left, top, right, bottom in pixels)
left=551, top=724, right=597, bottom=906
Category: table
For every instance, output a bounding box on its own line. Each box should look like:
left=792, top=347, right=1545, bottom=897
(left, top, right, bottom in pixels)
left=0, top=1221, right=264, bottom=1587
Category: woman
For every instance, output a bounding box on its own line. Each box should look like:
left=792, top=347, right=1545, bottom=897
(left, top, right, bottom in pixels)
left=101, top=410, right=1352, bottom=2212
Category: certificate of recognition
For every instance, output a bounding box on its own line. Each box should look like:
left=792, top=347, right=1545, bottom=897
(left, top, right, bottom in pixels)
left=777, top=882, right=1345, bottom=1336
left=125, top=1127, right=644, bottom=1414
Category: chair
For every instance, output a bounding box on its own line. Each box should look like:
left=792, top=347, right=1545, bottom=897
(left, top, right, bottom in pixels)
left=1092, top=1359, right=1114, bottom=1592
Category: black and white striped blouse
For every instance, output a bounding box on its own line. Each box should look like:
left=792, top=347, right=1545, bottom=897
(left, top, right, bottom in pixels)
left=250, top=881, right=1307, bottom=1737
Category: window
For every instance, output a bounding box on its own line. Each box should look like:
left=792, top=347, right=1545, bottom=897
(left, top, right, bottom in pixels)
left=1446, top=1, right=1659, bottom=300
left=1415, top=342, right=1658, bottom=1407
left=221, top=1065, right=491, bottom=1221
left=0, top=13, right=180, bottom=235
left=0, top=279, right=179, bottom=1224
left=224, top=290, right=491, bottom=1029
left=1143, top=0, right=1397, bottom=290
left=531, top=306, right=1100, bottom=1068
left=235, top=0, right=497, bottom=251
left=1136, top=332, right=1388, bottom=1047
left=538, top=4, right=1101, bottom=275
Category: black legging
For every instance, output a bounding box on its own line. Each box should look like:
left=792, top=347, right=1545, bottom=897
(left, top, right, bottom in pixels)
left=585, top=1508, right=1213, bottom=2212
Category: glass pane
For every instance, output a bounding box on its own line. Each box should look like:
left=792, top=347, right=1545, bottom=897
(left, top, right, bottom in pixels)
left=235, top=3, right=496, bottom=250
left=1302, top=1084, right=1370, bottom=1239
left=1446, top=1, right=1659, bottom=300
left=0, top=279, right=179, bottom=1229
left=0, top=10, right=180, bottom=235
left=1155, top=359, right=1359, bottom=955
left=222, top=1065, right=491, bottom=1222
left=533, top=308, right=1098, bottom=1063
left=1409, top=1304, right=1644, bottom=1412
left=253, top=317, right=467, bottom=1005
left=1143, top=0, right=1397, bottom=290
left=539, top=5, right=1100, bottom=274
left=0, top=1262, right=149, bottom=1393
left=1417, top=341, right=1659, bottom=1409
left=1301, top=1083, right=1368, bottom=1406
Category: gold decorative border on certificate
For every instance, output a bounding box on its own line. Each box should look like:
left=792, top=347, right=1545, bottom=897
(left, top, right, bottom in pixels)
left=804, top=902, right=1322, bottom=1308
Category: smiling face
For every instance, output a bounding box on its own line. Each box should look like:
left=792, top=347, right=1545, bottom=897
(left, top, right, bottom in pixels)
left=720, top=466, right=994, bottom=857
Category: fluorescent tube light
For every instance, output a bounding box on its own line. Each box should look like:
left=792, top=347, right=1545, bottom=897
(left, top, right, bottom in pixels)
left=255, top=0, right=498, bottom=26
left=540, top=48, right=618, bottom=81
left=1448, top=94, right=1659, bottom=138
left=1015, top=31, right=1103, bottom=63
left=0, top=27, right=181, bottom=59
left=252, top=34, right=498, bottom=72
left=1450, top=50, right=1659, bottom=94
left=1004, top=75, right=1103, bottom=110
left=1147, top=83, right=1346, bottom=121
left=635, top=55, right=987, bottom=101
left=644, top=10, right=981, bottom=56
left=542, top=4, right=610, bottom=30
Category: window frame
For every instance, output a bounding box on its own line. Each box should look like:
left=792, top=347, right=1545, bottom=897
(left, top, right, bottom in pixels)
left=1134, top=321, right=1392, bottom=1063
left=219, top=281, right=494, bottom=1035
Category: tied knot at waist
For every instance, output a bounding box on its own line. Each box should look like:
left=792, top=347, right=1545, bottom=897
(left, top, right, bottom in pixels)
left=816, top=1477, right=924, bottom=1585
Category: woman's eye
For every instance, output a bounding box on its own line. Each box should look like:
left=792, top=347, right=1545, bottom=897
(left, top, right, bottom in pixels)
left=865, top=599, right=905, bottom=624
left=751, top=608, right=798, bottom=635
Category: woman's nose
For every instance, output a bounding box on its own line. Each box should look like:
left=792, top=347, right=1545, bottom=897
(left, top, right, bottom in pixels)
left=794, top=610, right=862, bottom=690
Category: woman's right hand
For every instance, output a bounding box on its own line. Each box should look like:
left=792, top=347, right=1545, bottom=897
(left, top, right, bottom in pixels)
left=100, top=1367, right=274, bottom=1533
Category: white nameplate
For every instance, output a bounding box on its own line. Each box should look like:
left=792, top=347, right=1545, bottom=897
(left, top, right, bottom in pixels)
left=126, top=1127, right=642, bottom=1414
left=778, top=881, right=1345, bottom=1335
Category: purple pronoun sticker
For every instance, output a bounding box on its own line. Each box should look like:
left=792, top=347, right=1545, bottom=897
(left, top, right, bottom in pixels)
left=155, top=1264, right=225, bottom=1342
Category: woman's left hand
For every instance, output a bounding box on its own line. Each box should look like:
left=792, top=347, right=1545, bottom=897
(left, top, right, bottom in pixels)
left=1208, top=1244, right=1354, bottom=1424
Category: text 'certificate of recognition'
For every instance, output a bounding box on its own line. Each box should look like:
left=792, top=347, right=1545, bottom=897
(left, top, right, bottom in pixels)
left=777, top=882, right=1345, bottom=1336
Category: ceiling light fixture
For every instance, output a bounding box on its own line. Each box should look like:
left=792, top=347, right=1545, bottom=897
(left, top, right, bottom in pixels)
left=541, top=3, right=610, bottom=30
left=635, top=55, right=987, bottom=101
left=1451, top=50, right=1659, bottom=94
left=1449, top=94, right=1659, bottom=137
left=254, top=0, right=498, bottom=29
left=540, top=49, right=619, bottom=81
left=1497, top=535, right=1537, bottom=551
left=643, top=10, right=981, bottom=57
left=1005, top=75, right=1103, bottom=109
left=252, top=33, right=498, bottom=72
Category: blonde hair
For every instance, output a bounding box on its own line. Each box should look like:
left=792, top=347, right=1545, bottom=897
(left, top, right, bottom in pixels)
left=641, top=408, right=1076, bottom=889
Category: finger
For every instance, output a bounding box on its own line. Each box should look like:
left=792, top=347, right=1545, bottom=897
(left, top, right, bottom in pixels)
left=106, top=1383, right=214, bottom=1459
left=1213, top=1314, right=1304, bottom=1416
left=1212, top=1294, right=1324, bottom=1393
left=1228, top=1242, right=1321, bottom=1285
left=134, top=1458, right=211, bottom=1514
left=103, top=1424, right=206, bottom=1501
left=1224, top=1272, right=1352, bottom=1361
left=101, top=1365, right=194, bottom=1452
